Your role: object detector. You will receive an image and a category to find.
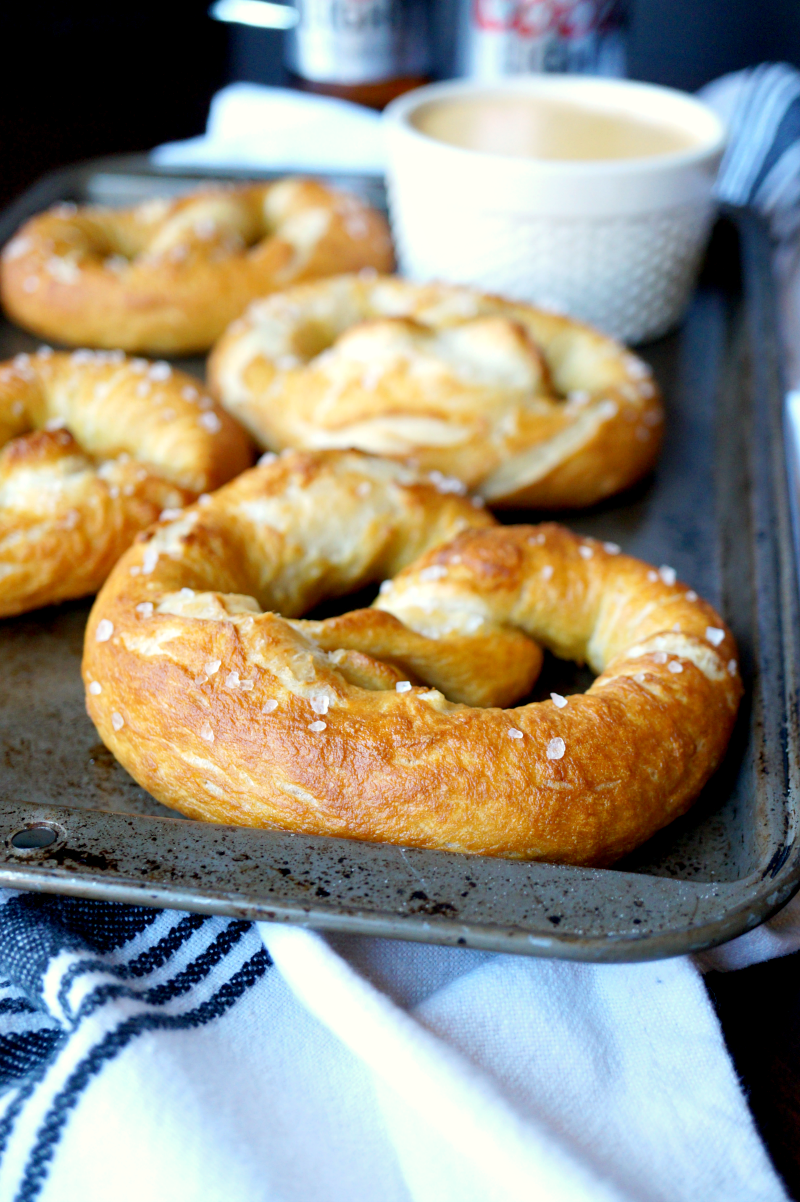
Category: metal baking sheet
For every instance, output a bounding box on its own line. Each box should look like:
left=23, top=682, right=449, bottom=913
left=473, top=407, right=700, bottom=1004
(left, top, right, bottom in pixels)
left=0, top=158, right=797, bottom=961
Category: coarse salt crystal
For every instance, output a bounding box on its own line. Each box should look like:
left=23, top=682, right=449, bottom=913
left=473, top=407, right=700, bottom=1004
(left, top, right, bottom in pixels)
left=396, top=681, right=412, bottom=693
left=262, top=699, right=278, bottom=713
left=129, top=565, right=141, bottom=576
left=310, top=696, right=330, bottom=714
left=471, top=495, right=485, bottom=508
left=508, top=728, right=523, bottom=739
left=546, top=737, right=566, bottom=760
left=148, top=362, right=171, bottom=382
left=706, top=626, right=725, bottom=646
left=258, top=451, right=277, bottom=466
left=541, top=564, right=554, bottom=581
left=634, top=672, right=646, bottom=684
left=3, top=235, right=32, bottom=260
left=647, top=570, right=658, bottom=582
left=159, top=508, right=183, bottom=521
left=308, top=721, right=326, bottom=732
left=198, top=494, right=212, bottom=505
left=579, top=545, right=593, bottom=559
left=420, top=564, right=447, bottom=582
left=728, top=659, right=738, bottom=676
left=686, top=590, right=698, bottom=602
left=199, top=411, right=222, bottom=434
left=604, top=542, right=621, bottom=555
left=182, top=386, right=199, bottom=402
left=550, top=693, right=568, bottom=708
left=111, top=712, right=124, bottom=731
left=22, top=276, right=40, bottom=293
left=226, top=672, right=240, bottom=688
left=88, top=681, right=102, bottom=695
left=240, top=679, right=254, bottom=691
left=653, top=651, right=668, bottom=664
left=95, top=619, right=113, bottom=642
left=199, top=722, right=215, bottom=742
left=428, top=469, right=467, bottom=495
left=205, top=660, right=221, bottom=676
left=136, top=602, right=154, bottom=617
left=659, top=565, right=676, bottom=586
left=36, top=345, right=53, bottom=359
left=379, top=580, right=393, bottom=595
left=179, top=587, right=194, bottom=598
left=668, top=661, right=684, bottom=673
left=141, top=547, right=159, bottom=575
left=356, top=481, right=371, bottom=497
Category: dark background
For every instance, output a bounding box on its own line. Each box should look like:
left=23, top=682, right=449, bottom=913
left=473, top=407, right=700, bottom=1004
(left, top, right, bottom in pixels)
left=2, top=0, right=800, bottom=208
left=2, top=0, right=800, bottom=1195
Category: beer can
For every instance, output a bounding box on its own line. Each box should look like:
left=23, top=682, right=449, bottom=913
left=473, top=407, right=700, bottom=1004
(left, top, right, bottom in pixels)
left=453, top=0, right=628, bottom=80
left=285, top=0, right=431, bottom=86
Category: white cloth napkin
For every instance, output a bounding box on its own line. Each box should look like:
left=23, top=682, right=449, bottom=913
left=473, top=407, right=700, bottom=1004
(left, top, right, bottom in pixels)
left=153, top=83, right=386, bottom=175
left=0, top=68, right=792, bottom=1202
left=0, top=889, right=795, bottom=1202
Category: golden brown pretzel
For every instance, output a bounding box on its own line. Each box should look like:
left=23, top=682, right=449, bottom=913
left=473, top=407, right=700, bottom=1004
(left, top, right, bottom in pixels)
left=1, top=181, right=393, bottom=355
left=83, top=449, right=741, bottom=865
left=0, top=348, right=253, bottom=616
left=208, top=275, right=663, bottom=508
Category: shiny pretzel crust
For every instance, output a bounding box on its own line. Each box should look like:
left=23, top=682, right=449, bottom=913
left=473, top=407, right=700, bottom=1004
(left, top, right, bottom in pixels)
left=83, top=450, right=741, bottom=865
left=1, top=181, right=393, bottom=355
left=0, top=349, right=253, bottom=616
left=208, top=276, right=663, bottom=508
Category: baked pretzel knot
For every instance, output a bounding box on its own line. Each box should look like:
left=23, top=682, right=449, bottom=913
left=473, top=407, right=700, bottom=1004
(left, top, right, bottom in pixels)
left=208, top=276, right=663, bottom=508
left=84, top=450, right=741, bottom=865
left=0, top=348, right=252, bottom=616
left=1, top=181, right=393, bottom=355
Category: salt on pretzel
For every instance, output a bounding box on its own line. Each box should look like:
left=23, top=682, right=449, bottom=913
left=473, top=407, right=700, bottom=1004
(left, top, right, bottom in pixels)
left=0, top=348, right=253, bottom=616
left=208, top=275, right=663, bottom=509
left=84, top=449, right=741, bottom=865
left=1, top=180, right=393, bottom=355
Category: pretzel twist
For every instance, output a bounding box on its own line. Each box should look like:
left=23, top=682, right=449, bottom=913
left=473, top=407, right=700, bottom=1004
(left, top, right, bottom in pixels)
left=1, top=181, right=393, bottom=355
left=0, top=349, right=253, bottom=616
left=83, top=450, right=741, bottom=865
left=208, top=276, right=663, bottom=508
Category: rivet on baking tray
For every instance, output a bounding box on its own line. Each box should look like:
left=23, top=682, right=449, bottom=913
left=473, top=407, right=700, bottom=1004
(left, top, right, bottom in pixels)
left=8, top=822, right=65, bottom=855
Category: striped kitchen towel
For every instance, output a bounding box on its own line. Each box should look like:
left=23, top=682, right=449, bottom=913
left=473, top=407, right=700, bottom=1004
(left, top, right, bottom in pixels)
left=0, top=886, right=791, bottom=1202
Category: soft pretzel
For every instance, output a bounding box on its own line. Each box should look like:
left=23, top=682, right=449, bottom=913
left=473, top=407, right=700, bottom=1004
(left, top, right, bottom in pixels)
left=0, top=348, right=253, bottom=616
left=208, top=275, right=663, bottom=508
left=83, top=449, right=741, bottom=865
left=1, top=180, right=393, bottom=355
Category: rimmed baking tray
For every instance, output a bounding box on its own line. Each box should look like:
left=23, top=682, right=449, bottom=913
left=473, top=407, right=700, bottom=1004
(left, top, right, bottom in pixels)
left=0, top=157, right=797, bottom=961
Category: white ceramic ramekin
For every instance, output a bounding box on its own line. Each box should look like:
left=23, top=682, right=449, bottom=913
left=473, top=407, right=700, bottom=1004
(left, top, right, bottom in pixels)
left=383, top=77, right=726, bottom=343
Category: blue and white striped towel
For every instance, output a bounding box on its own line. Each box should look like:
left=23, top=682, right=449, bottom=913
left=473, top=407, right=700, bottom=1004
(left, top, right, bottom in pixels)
left=3, top=64, right=800, bottom=1202
left=0, top=888, right=792, bottom=1202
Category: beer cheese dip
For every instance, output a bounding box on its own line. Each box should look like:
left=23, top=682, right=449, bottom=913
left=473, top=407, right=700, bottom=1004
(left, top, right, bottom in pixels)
left=410, top=93, right=703, bottom=162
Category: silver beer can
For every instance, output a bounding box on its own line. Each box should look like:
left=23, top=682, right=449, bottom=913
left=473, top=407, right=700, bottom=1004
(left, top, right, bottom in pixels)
left=286, top=0, right=430, bottom=85
left=453, top=0, right=627, bottom=80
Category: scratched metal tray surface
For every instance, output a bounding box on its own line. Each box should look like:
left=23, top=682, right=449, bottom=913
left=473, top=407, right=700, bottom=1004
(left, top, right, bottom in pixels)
left=0, top=157, right=798, bottom=961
